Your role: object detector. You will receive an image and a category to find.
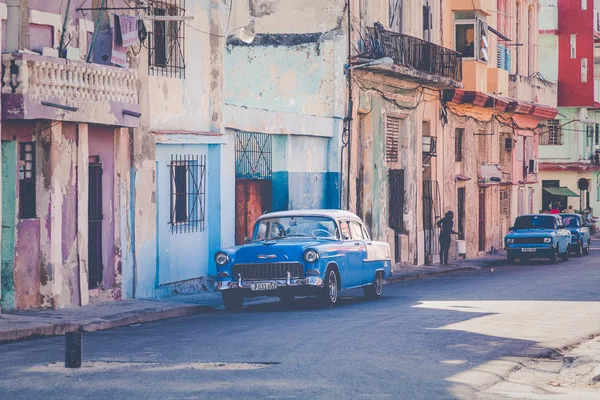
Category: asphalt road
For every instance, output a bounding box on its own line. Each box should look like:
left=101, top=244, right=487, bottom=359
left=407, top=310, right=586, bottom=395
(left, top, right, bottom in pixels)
left=1, top=245, right=600, bottom=400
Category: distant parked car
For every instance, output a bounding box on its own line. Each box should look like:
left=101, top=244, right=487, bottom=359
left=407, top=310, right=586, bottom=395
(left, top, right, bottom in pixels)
left=559, top=213, right=591, bottom=257
left=214, top=210, right=392, bottom=310
left=504, top=214, right=572, bottom=263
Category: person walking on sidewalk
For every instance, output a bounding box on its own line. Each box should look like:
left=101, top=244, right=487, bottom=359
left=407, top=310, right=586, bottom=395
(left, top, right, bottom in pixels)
left=437, top=211, right=460, bottom=265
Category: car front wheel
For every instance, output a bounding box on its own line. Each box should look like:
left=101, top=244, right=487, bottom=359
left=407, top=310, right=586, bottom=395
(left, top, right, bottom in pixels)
left=318, top=268, right=339, bottom=307
left=363, top=271, right=383, bottom=299
left=583, top=241, right=590, bottom=256
left=222, top=291, right=244, bottom=311
left=575, top=242, right=583, bottom=257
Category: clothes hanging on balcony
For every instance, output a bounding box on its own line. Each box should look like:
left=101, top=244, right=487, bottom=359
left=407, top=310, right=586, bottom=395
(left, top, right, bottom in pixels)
left=119, top=15, right=140, bottom=47
left=111, top=15, right=128, bottom=68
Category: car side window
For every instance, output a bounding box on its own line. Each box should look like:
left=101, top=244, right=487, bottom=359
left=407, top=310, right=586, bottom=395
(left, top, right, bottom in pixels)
left=338, top=219, right=351, bottom=240
left=362, top=226, right=371, bottom=241
left=350, top=221, right=364, bottom=240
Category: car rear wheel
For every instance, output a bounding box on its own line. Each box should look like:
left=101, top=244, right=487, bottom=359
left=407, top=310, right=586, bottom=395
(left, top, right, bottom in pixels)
left=363, top=271, right=383, bottom=299
left=222, top=291, right=244, bottom=311
left=318, top=268, right=338, bottom=307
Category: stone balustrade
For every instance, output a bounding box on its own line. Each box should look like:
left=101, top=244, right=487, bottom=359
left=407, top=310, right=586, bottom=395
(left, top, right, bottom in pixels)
left=2, top=53, right=138, bottom=104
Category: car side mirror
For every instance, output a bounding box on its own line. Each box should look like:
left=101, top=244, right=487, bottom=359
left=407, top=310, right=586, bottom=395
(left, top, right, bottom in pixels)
left=508, top=226, right=513, bottom=231
left=244, top=237, right=251, bottom=244
left=342, top=234, right=350, bottom=241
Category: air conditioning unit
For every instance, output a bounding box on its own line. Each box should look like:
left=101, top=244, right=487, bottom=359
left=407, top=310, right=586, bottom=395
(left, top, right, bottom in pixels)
left=505, top=138, right=514, bottom=150
left=528, top=159, right=539, bottom=174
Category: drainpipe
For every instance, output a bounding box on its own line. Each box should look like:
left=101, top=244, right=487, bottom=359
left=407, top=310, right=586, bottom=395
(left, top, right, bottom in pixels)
left=345, top=0, right=353, bottom=210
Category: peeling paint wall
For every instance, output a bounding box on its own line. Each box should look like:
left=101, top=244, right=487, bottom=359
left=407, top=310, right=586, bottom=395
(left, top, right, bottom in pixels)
left=224, top=0, right=346, bottom=213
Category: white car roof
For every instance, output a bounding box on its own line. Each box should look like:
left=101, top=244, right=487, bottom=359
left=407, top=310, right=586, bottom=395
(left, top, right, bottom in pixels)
left=257, top=209, right=360, bottom=221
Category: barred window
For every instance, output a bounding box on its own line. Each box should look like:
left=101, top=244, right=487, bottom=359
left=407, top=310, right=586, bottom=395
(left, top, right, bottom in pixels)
left=149, top=0, right=186, bottom=78
left=539, top=120, right=563, bottom=145
left=19, top=142, right=36, bottom=218
left=500, top=188, right=510, bottom=216
left=455, top=128, right=464, bottom=161
left=169, top=154, right=206, bottom=234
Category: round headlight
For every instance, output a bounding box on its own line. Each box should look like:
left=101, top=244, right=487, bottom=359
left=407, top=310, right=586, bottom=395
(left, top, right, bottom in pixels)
left=543, top=238, right=552, bottom=244
left=215, top=252, right=229, bottom=266
left=304, top=250, right=319, bottom=263
left=506, top=238, right=514, bottom=244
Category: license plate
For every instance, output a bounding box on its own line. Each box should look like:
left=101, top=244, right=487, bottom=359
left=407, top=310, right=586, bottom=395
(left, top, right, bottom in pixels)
left=250, top=282, right=278, bottom=291
left=521, top=248, right=536, bottom=253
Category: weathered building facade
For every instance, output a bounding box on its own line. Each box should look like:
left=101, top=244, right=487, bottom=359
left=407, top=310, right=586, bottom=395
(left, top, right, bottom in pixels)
left=1, top=0, right=139, bottom=310
left=536, top=0, right=600, bottom=216
left=223, top=1, right=345, bottom=244
left=440, top=0, right=557, bottom=258
left=0, top=0, right=234, bottom=310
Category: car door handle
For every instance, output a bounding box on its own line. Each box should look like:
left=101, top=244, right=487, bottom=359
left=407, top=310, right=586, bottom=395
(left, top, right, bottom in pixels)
left=354, top=242, right=360, bottom=246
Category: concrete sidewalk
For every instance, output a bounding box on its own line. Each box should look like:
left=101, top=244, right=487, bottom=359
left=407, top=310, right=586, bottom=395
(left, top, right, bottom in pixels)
left=389, top=251, right=507, bottom=282
left=0, top=252, right=507, bottom=343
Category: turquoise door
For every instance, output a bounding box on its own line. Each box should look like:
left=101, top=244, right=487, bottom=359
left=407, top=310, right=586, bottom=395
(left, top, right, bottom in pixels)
left=1, top=141, right=17, bottom=310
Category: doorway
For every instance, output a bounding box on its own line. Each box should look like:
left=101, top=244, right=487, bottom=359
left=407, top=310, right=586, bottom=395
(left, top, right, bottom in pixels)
left=88, top=161, right=103, bottom=289
left=234, top=131, right=273, bottom=245
left=478, top=188, right=486, bottom=252
left=388, top=169, right=405, bottom=263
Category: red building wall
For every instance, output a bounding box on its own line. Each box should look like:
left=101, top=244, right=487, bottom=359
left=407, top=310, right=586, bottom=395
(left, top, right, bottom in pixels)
left=558, top=0, right=596, bottom=107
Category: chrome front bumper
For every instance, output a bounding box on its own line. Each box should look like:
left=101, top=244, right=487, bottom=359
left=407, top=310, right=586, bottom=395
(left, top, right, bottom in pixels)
left=216, top=276, right=324, bottom=291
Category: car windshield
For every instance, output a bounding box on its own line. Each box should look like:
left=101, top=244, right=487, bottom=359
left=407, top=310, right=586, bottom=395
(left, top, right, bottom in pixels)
left=514, top=216, right=556, bottom=230
left=253, top=216, right=339, bottom=241
left=561, top=216, right=581, bottom=228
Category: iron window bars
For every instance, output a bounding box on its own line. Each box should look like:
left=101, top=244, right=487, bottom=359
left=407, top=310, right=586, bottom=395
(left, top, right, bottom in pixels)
left=235, top=131, right=272, bottom=180
left=455, top=128, right=464, bottom=161
left=148, top=0, right=186, bottom=78
left=169, top=154, right=206, bottom=234
left=19, top=142, right=36, bottom=219
left=539, top=120, right=563, bottom=145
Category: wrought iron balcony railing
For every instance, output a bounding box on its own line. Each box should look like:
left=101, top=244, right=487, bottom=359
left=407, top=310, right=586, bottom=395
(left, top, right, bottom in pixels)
left=363, top=27, right=462, bottom=82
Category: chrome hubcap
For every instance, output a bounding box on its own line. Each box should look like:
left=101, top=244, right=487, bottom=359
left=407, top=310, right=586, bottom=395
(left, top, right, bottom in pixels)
left=328, top=271, right=338, bottom=303
left=375, top=273, right=382, bottom=295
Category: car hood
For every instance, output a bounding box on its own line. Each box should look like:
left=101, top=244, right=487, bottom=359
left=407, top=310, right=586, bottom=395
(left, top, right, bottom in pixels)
left=505, top=229, right=556, bottom=238
left=222, top=238, right=326, bottom=264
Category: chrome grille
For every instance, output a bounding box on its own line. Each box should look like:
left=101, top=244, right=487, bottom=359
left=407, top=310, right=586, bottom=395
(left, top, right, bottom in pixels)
left=232, top=263, right=304, bottom=280
left=512, top=237, right=546, bottom=245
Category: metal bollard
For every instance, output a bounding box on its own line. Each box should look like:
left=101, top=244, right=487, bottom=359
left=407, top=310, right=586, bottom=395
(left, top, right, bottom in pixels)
left=65, top=328, right=83, bottom=368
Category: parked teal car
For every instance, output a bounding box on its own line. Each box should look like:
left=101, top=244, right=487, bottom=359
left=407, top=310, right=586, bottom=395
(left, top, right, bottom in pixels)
left=214, top=210, right=392, bottom=310
left=504, top=214, right=572, bottom=263
left=559, top=213, right=591, bottom=257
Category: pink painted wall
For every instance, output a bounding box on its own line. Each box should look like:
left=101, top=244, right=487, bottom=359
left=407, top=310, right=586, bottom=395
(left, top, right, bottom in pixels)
left=88, top=125, right=115, bottom=289
left=28, top=24, right=53, bottom=52
left=14, top=219, right=41, bottom=309
left=61, top=123, right=80, bottom=306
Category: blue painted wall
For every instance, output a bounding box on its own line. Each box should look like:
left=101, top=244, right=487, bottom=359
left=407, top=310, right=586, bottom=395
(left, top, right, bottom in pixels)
left=1, top=141, right=17, bottom=310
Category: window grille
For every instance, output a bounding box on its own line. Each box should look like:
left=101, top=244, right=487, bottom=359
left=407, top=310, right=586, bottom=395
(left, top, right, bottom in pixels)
left=169, top=154, right=206, bottom=234
left=455, top=128, right=464, bottom=161
left=235, top=131, right=272, bottom=180
left=19, top=142, right=36, bottom=219
left=457, top=187, right=465, bottom=240
left=386, top=116, right=400, bottom=162
left=148, top=0, right=186, bottom=78
left=539, top=120, right=563, bottom=145
left=595, top=123, right=599, bottom=145
left=500, top=188, right=510, bottom=216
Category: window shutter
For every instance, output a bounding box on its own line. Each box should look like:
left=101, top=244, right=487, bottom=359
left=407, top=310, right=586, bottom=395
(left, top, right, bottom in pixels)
left=386, top=116, right=400, bottom=162
left=497, top=44, right=505, bottom=69
left=505, top=47, right=511, bottom=72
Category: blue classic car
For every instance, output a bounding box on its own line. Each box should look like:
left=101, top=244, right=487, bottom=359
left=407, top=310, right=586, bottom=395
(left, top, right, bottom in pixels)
left=214, top=210, right=392, bottom=310
left=559, top=213, right=591, bottom=256
left=504, top=214, right=572, bottom=263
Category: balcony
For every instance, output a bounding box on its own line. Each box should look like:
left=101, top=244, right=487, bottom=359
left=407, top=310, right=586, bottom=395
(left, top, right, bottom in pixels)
left=360, top=27, right=463, bottom=88
left=508, top=74, right=558, bottom=108
left=1, top=53, right=140, bottom=127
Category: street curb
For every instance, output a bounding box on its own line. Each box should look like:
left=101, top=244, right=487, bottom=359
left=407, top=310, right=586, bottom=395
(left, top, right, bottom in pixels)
left=0, top=304, right=217, bottom=343
left=387, top=266, right=480, bottom=283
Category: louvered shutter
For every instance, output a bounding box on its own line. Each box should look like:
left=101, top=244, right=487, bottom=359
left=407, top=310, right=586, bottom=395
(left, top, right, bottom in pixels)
left=497, top=44, right=505, bottom=69
left=505, top=48, right=511, bottom=73
left=386, top=116, right=400, bottom=162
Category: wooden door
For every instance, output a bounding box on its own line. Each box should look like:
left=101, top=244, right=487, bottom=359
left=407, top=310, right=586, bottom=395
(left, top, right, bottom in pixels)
left=235, top=180, right=272, bottom=245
